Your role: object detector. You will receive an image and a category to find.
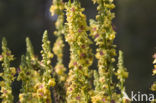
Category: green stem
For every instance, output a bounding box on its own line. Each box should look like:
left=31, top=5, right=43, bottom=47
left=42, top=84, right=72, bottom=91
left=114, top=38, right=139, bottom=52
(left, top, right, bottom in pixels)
left=69, top=0, right=71, bottom=4
left=107, top=63, right=112, bottom=101
left=121, top=80, right=124, bottom=103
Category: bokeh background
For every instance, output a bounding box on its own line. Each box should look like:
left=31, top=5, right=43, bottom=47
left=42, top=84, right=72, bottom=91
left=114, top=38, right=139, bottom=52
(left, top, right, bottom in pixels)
left=0, top=0, right=156, bottom=102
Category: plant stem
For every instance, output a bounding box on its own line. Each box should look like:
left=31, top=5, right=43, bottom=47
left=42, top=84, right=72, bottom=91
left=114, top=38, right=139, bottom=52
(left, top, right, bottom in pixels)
left=69, top=0, right=71, bottom=4
left=100, top=0, right=113, bottom=101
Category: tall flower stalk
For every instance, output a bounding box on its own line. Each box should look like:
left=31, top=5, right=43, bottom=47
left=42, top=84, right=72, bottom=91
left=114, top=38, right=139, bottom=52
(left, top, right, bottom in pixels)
left=65, top=0, right=93, bottom=102
left=116, top=50, right=129, bottom=102
left=90, top=0, right=128, bottom=102
left=151, top=53, right=156, bottom=102
left=50, top=0, right=66, bottom=81
left=50, top=0, right=67, bottom=102
left=33, top=31, right=55, bottom=103
left=152, top=53, right=156, bottom=89
left=0, top=38, right=15, bottom=103
left=52, top=37, right=67, bottom=103
left=18, top=38, right=40, bottom=103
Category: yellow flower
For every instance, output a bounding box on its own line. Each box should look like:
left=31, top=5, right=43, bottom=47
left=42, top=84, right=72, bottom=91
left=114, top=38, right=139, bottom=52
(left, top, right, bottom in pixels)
left=123, top=71, right=129, bottom=79
left=153, top=58, right=156, bottom=64
left=60, top=76, right=66, bottom=81
left=0, top=55, right=3, bottom=61
left=48, top=78, right=56, bottom=87
left=153, top=68, right=156, bottom=75
left=55, top=68, right=63, bottom=75
left=109, top=33, right=116, bottom=40
left=91, top=95, right=103, bottom=103
left=117, top=68, right=129, bottom=79
left=50, top=0, right=64, bottom=16
left=0, top=73, right=3, bottom=77
left=47, top=60, right=51, bottom=65
left=48, top=52, right=53, bottom=58
left=10, top=67, right=16, bottom=75
left=19, top=94, right=24, bottom=101
left=122, top=98, right=131, bottom=103
left=50, top=5, right=56, bottom=16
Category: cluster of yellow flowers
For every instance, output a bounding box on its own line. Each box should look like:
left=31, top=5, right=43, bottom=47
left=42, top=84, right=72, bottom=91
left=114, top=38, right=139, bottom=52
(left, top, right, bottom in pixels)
left=50, top=0, right=64, bottom=16
left=34, top=82, right=53, bottom=103
left=50, top=0, right=67, bottom=102
left=89, top=0, right=130, bottom=102
left=0, top=38, right=15, bottom=103
left=152, top=53, right=156, bottom=76
left=18, top=31, right=56, bottom=103
left=35, top=31, right=55, bottom=103
left=17, top=38, right=40, bottom=103
left=65, top=1, right=93, bottom=102
left=151, top=53, right=156, bottom=102
left=116, top=51, right=129, bottom=103
left=0, top=0, right=132, bottom=103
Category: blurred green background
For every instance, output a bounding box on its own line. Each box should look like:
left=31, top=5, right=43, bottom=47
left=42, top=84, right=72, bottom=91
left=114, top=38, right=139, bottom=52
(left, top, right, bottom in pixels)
left=0, top=0, right=156, bottom=102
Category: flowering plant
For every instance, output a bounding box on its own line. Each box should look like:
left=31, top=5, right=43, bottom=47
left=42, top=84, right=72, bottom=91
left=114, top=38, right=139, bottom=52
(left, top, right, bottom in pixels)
left=0, top=0, right=132, bottom=103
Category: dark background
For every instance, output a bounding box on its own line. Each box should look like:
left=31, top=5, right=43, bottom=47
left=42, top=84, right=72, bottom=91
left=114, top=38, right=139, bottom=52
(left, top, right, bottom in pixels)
left=0, top=0, right=156, bottom=102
